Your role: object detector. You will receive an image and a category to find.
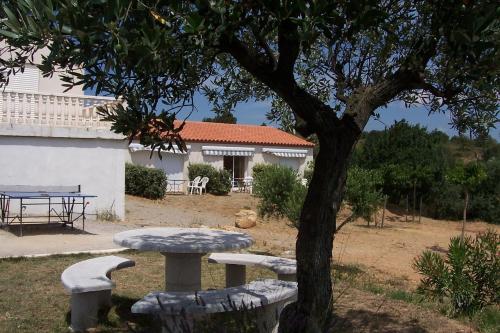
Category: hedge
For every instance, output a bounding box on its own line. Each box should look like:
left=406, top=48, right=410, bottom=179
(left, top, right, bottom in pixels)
left=125, top=163, right=167, bottom=199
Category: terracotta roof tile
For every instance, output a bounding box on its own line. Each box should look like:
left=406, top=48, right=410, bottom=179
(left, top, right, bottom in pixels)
left=174, top=120, right=314, bottom=147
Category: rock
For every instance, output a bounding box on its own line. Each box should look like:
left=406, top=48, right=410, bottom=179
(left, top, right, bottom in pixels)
left=235, top=209, right=257, bottom=229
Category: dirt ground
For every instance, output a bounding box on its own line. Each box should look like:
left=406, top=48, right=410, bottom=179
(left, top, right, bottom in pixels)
left=125, top=193, right=499, bottom=287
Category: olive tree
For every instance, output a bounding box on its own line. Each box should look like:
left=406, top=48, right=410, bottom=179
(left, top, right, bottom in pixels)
left=1, top=1, right=498, bottom=331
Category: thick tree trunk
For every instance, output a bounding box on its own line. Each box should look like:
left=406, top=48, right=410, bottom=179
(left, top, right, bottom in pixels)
left=279, top=130, right=357, bottom=332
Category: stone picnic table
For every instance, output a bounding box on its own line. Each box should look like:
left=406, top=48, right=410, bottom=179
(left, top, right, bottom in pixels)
left=113, top=227, right=254, bottom=291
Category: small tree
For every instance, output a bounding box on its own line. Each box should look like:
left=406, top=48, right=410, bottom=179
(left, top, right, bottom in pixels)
left=447, top=162, right=487, bottom=240
left=336, top=167, right=383, bottom=233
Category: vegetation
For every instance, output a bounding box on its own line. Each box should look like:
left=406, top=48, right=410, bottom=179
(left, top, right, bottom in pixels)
left=202, top=111, right=237, bottom=124
left=252, top=164, right=301, bottom=218
left=254, top=163, right=384, bottom=231
left=352, top=121, right=500, bottom=224
left=2, top=0, right=498, bottom=329
left=188, top=163, right=231, bottom=195
left=339, top=167, right=384, bottom=231
left=125, top=163, right=167, bottom=199
left=413, top=230, right=499, bottom=316
left=446, top=162, right=487, bottom=238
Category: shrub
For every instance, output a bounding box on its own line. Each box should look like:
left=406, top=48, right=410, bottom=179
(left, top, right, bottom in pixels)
left=210, top=169, right=232, bottom=195
left=251, top=163, right=269, bottom=181
left=125, top=163, right=167, bottom=199
left=345, top=167, right=383, bottom=225
left=413, top=230, right=499, bottom=316
left=284, top=182, right=307, bottom=227
left=253, top=164, right=300, bottom=218
left=188, top=163, right=231, bottom=195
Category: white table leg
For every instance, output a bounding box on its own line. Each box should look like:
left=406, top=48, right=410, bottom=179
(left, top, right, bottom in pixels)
left=162, top=252, right=204, bottom=291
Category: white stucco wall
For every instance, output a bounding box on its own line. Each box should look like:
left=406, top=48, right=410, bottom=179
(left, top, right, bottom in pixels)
left=0, top=125, right=127, bottom=219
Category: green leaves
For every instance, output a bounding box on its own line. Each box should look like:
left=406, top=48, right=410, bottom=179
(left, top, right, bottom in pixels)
left=447, top=162, right=487, bottom=191
left=413, top=230, right=499, bottom=316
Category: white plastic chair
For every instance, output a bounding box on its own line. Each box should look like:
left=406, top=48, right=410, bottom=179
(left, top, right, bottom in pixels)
left=193, top=176, right=209, bottom=195
left=187, top=176, right=201, bottom=194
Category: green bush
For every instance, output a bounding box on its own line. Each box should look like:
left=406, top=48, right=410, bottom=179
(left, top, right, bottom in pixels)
left=188, top=163, right=231, bottom=195
left=210, top=169, right=232, bottom=195
left=413, top=230, right=499, bottom=316
left=345, top=167, right=383, bottom=225
left=251, top=163, right=269, bottom=181
left=284, top=182, right=308, bottom=227
left=253, top=164, right=300, bottom=218
left=125, top=163, right=167, bottom=199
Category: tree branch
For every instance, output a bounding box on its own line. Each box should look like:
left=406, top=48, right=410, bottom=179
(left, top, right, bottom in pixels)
left=277, top=19, right=300, bottom=78
left=252, top=28, right=278, bottom=71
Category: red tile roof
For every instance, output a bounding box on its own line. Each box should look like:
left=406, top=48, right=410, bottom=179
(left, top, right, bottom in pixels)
left=174, top=121, right=314, bottom=147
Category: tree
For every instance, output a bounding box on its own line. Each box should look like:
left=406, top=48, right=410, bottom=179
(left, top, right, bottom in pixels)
left=1, top=1, right=498, bottom=331
left=336, top=167, right=383, bottom=232
left=202, top=111, right=237, bottom=123
left=446, top=162, right=487, bottom=240
left=353, top=121, right=454, bottom=221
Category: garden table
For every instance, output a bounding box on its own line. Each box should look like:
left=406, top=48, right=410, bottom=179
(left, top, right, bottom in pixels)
left=113, top=227, right=254, bottom=291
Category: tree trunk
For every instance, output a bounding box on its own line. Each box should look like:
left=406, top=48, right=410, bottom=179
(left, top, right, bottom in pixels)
left=412, top=180, right=416, bottom=223
left=461, top=190, right=469, bottom=241
left=279, top=131, right=357, bottom=332
left=381, top=196, right=387, bottom=228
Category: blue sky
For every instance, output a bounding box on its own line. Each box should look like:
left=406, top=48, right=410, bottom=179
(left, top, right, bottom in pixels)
left=178, top=92, right=500, bottom=140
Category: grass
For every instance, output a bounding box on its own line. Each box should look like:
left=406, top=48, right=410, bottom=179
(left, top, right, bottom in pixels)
left=473, top=306, right=500, bottom=333
left=0, top=251, right=274, bottom=333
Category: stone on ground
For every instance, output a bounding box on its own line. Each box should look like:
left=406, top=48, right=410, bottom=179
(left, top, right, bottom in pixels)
left=235, top=209, right=257, bottom=229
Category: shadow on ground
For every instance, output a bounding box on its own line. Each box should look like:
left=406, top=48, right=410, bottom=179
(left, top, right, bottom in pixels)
left=330, top=309, right=428, bottom=333
left=4, top=223, right=95, bottom=237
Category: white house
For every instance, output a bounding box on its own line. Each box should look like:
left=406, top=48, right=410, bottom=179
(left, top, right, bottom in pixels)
left=127, top=121, right=314, bottom=191
left=0, top=48, right=127, bottom=219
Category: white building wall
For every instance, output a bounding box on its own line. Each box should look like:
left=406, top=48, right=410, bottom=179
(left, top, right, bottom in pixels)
left=0, top=126, right=127, bottom=219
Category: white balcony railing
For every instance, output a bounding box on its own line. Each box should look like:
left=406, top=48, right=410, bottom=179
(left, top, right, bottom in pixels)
left=0, top=89, right=118, bottom=128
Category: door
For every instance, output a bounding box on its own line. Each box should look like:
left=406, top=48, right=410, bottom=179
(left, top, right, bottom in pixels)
left=223, top=156, right=246, bottom=179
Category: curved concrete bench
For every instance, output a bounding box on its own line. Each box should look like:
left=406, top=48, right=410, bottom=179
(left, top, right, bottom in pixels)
left=208, top=253, right=296, bottom=287
left=61, top=255, right=135, bottom=332
left=132, top=279, right=297, bottom=333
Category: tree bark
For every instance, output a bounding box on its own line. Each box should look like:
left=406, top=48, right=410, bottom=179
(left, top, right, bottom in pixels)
left=412, top=180, right=416, bottom=223
left=279, top=128, right=358, bottom=332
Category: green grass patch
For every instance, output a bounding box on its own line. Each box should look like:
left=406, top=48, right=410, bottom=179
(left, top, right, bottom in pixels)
left=472, top=306, right=500, bottom=333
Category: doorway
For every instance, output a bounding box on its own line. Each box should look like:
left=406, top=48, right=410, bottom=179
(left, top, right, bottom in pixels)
left=223, top=156, right=246, bottom=181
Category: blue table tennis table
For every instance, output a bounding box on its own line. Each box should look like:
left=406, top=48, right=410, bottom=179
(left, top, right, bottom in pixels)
left=0, top=185, right=96, bottom=236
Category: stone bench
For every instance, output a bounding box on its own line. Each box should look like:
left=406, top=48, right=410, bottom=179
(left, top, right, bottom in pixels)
left=132, top=279, right=297, bottom=333
left=208, top=253, right=296, bottom=287
left=61, top=255, right=135, bottom=332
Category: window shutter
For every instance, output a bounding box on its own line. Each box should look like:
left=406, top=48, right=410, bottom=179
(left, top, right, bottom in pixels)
left=6, top=66, right=40, bottom=92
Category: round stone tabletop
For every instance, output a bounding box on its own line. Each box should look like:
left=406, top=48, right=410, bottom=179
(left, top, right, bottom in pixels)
left=113, top=227, right=254, bottom=253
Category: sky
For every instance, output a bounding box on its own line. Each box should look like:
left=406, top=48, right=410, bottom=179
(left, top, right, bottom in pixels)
left=177, top=92, right=500, bottom=140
